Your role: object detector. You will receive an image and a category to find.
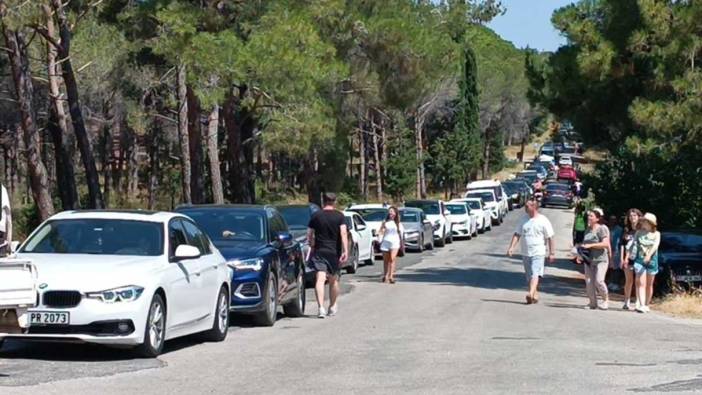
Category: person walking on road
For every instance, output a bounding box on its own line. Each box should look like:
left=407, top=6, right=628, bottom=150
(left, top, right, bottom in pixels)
left=633, top=213, right=661, bottom=313
left=307, top=192, right=349, bottom=318
left=620, top=209, right=642, bottom=310
left=572, top=201, right=587, bottom=245
left=577, top=210, right=611, bottom=310
left=507, top=200, right=556, bottom=305
left=377, top=206, right=404, bottom=284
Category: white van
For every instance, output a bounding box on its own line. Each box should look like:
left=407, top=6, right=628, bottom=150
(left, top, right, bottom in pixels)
left=466, top=180, right=509, bottom=224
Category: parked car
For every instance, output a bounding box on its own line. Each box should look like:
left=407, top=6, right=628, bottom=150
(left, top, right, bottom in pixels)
left=451, top=198, right=492, bottom=233
left=541, top=182, right=575, bottom=208
left=347, top=204, right=388, bottom=239
left=656, top=230, right=702, bottom=295
left=277, top=203, right=320, bottom=241
left=0, top=210, right=231, bottom=357
left=466, top=180, right=509, bottom=221
left=445, top=202, right=478, bottom=239
left=516, top=170, right=540, bottom=190
left=399, top=208, right=434, bottom=252
left=558, top=155, right=573, bottom=167
left=465, top=189, right=502, bottom=225
left=557, top=166, right=579, bottom=183
left=404, top=200, right=453, bottom=247
left=502, top=182, right=525, bottom=210
left=342, top=211, right=375, bottom=273
left=526, top=164, right=549, bottom=180
left=177, top=205, right=305, bottom=327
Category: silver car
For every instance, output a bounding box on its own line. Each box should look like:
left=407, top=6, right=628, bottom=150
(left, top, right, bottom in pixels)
left=399, top=208, right=434, bottom=252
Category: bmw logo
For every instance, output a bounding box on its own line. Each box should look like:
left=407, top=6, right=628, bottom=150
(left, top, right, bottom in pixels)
left=38, top=283, right=48, bottom=289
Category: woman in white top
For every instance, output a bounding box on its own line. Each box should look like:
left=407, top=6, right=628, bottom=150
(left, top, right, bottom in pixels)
left=377, top=206, right=404, bottom=284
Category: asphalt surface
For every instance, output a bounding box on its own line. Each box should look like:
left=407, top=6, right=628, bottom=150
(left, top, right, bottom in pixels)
left=2, top=207, right=702, bottom=394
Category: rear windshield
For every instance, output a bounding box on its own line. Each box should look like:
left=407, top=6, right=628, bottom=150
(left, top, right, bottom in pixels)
left=546, top=184, right=570, bottom=191
left=446, top=204, right=467, bottom=215
left=405, top=202, right=440, bottom=215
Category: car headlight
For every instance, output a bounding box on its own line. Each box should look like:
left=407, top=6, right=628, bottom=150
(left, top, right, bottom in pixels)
left=228, top=257, right=264, bottom=271
left=86, top=285, right=144, bottom=303
left=404, top=231, right=420, bottom=239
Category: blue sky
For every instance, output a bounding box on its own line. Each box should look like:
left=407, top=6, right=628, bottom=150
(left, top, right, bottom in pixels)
left=487, top=0, right=575, bottom=52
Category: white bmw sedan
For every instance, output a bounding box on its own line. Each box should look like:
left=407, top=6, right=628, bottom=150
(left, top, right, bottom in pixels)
left=0, top=210, right=231, bottom=357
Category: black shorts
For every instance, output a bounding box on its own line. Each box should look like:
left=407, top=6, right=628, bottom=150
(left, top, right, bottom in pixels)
left=309, top=251, right=341, bottom=276
left=574, top=231, right=585, bottom=244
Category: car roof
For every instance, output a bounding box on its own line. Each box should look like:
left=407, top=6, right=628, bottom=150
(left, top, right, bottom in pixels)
left=399, top=207, right=423, bottom=212
left=176, top=204, right=273, bottom=212
left=49, top=210, right=179, bottom=223
left=467, top=180, right=501, bottom=188
left=277, top=203, right=319, bottom=209
left=466, top=189, right=495, bottom=195
left=342, top=210, right=361, bottom=217
left=452, top=197, right=481, bottom=202
left=348, top=203, right=386, bottom=209
left=405, top=200, right=443, bottom=204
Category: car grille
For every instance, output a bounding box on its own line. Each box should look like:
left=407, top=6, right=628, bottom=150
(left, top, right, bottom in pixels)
left=42, top=291, right=82, bottom=308
left=28, top=320, right=135, bottom=336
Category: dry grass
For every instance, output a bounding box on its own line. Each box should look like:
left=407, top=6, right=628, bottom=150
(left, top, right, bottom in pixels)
left=653, top=292, right=702, bottom=320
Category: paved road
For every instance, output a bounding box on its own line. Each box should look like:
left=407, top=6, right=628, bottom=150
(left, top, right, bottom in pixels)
left=2, top=207, right=702, bottom=394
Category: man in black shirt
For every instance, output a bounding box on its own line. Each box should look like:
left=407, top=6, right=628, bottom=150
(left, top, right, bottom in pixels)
left=307, top=192, right=349, bottom=318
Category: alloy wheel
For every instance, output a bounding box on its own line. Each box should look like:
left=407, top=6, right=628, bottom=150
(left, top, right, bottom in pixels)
left=148, top=301, right=165, bottom=350
left=217, top=290, right=229, bottom=334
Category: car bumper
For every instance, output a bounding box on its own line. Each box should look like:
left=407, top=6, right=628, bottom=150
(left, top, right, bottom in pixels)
left=230, top=270, right=267, bottom=313
left=451, top=224, right=471, bottom=237
left=0, top=297, right=149, bottom=345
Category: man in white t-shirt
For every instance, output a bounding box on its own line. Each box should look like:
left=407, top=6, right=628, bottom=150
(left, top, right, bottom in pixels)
left=0, top=183, right=11, bottom=255
left=507, top=200, right=555, bottom=304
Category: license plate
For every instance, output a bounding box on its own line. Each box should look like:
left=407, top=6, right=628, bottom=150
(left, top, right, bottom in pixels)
left=29, top=311, right=70, bottom=325
left=675, top=275, right=702, bottom=282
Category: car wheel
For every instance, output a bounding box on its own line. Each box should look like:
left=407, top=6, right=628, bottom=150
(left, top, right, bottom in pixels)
left=446, top=231, right=453, bottom=244
left=364, top=246, right=374, bottom=266
left=435, top=236, right=445, bottom=248
left=136, top=293, right=166, bottom=358
left=417, top=235, right=424, bottom=253
left=202, top=285, right=230, bottom=342
left=254, top=273, right=278, bottom=327
left=283, top=269, right=306, bottom=317
left=346, top=244, right=359, bottom=274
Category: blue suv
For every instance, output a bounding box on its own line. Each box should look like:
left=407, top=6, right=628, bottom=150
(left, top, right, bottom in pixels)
left=176, top=205, right=306, bottom=326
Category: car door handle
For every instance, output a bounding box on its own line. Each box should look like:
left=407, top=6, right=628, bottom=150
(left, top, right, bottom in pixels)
left=193, top=271, right=201, bottom=277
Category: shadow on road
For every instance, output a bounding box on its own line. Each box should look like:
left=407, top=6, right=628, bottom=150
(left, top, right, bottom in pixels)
left=395, top=265, right=588, bottom=299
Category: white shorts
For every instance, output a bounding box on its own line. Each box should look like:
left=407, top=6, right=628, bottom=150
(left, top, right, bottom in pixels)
left=380, top=239, right=401, bottom=252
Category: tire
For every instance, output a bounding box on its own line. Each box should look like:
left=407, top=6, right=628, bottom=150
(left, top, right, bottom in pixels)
left=364, top=244, right=374, bottom=265
left=446, top=230, right=453, bottom=244
left=201, top=285, right=230, bottom=342
left=346, top=244, right=359, bottom=274
left=283, top=269, right=306, bottom=317
left=254, top=272, right=278, bottom=327
left=417, top=236, right=424, bottom=253
left=435, top=235, right=445, bottom=248
left=136, top=294, right=166, bottom=358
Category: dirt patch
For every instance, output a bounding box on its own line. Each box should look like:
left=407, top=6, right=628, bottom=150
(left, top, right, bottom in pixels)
left=653, top=292, right=702, bottom=320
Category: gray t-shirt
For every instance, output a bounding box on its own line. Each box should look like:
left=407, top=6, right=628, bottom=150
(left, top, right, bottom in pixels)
left=583, top=225, right=610, bottom=264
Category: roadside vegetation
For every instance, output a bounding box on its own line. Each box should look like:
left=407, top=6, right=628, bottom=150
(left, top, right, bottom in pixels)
left=0, top=0, right=546, bottom=237
left=653, top=292, right=702, bottom=320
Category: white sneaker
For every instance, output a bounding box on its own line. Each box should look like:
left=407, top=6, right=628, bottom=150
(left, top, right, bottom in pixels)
left=622, top=301, right=631, bottom=310
left=635, top=305, right=646, bottom=314
left=642, top=305, right=650, bottom=313
left=328, top=305, right=338, bottom=317
left=318, top=307, right=327, bottom=319
left=598, top=301, right=609, bottom=310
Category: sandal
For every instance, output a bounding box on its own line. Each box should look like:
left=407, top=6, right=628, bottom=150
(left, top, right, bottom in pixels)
left=389, top=278, right=396, bottom=284
left=526, top=295, right=533, bottom=305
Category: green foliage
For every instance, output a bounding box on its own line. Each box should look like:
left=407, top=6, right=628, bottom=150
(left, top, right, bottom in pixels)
left=384, top=124, right=417, bottom=200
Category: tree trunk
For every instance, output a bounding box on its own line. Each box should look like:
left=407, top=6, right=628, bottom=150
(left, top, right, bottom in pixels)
left=42, top=4, right=78, bottom=210
left=50, top=0, right=104, bottom=209
left=519, top=136, right=526, bottom=163
left=223, top=88, right=256, bottom=204
left=187, top=86, right=205, bottom=204
left=415, top=111, right=426, bottom=199
left=482, top=129, right=491, bottom=179
left=372, top=117, right=383, bottom=201
left=2, top=27, right=55, bottom=219
left=206, top=105, right=224, bottom=204
left=358, top=124, right=367, bottom=200
left=177, top=63, right=192, bottom=204
left=148, top=119, right=161, bottom=210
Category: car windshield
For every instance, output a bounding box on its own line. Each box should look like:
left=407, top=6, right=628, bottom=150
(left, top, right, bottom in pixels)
left=660, top=233, right=702, bottom=253
left=467, top=192, right=494, bottom=202
left=180, top=209, right=265, bottom=242
left=446, top=204, right=467, bottom=215
left=278, top=206, right=314, bottom=230
left=503, top=184, right=518, bottom=194
left=462, top=201, right=481, bottom=210
left=400, top=212, right=420, bottom=223
left=518, top=173, right=537, bottom=182
left=350, top=208, right=388, bottom=222
left=405, top=202, right=440, bottom=215
left=20, top=219, right=163, bottom=256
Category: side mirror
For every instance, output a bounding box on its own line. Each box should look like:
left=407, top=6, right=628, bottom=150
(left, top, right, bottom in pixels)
left=174, top=244, right=201, bottom=261
left=10, top=241, right=20, bottom=252
left=276, top=232, right=293, bottom=247
left=357, top=224, right=367, bottom=231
